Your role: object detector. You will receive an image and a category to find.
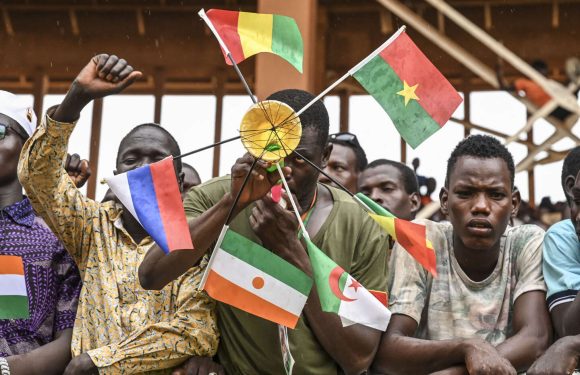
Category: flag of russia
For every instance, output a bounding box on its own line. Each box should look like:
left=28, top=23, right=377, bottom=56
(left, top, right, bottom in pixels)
left=105, top=156, right=194, bottom=254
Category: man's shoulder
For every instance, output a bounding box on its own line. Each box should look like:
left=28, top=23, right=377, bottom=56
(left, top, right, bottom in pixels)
left=505, top=224, right=545, bottom=244
left=544, top=219, right=579, bottom=260
left=185, top=176, right=231, bottom=204
left=546, top=219, right=577, bottom=241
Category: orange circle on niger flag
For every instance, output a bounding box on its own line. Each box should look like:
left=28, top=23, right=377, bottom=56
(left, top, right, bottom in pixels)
left=252, top=276, right=265, bottom=289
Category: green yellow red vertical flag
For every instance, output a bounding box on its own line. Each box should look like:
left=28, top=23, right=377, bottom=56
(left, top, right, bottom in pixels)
left=203, top=9, right=304, bottom=73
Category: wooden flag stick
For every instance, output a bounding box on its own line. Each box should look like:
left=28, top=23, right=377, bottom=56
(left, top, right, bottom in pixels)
left=199, top=8, right=258, bottom=104
left=275, top=162, right=310, bottom=241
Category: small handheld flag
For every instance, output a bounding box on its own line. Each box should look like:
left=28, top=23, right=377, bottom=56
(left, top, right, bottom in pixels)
left=105, top=157, right=193, bottom=254
left=305, top=239, right=391, bottom=331
left=200, top=9, right=304, bottom=73
left=0, top=255, right=29, bottom=319
left=200, top=227, right=312, bottom=328
left=356, top=193, right=437, bottom=276
left=352, top=31, right=462, bottom=148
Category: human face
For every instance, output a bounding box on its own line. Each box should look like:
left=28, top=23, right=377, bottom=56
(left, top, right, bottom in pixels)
left=565, top=170, right=580, bottom=241
left=358, top=164, right=420, bottom=220
left=319, top=143, right=358, bottom=193
left=441, top=156, right=519, bottom=254
left=115, top=127, right=183, bottom=189
left=284, top=127, right=330, bottom=208
left=0, top=114, right=26, bottom=185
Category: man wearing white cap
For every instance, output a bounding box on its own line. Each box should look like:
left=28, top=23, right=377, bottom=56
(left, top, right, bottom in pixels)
left=0, top=91, right=83, bottom=375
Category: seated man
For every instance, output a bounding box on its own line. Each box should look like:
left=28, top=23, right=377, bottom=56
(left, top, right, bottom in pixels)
left=319, top=131, right=367, bottom=193
left=528, top=146, right=580, bottom=375
left=18, top=55, right=218, bottom=374
left=139, top=89, right=389, bottom=374
left=358, top=159, right=421, bottom=221
left=372, top=135, right=551, bottom=375
left=0, top=91, right=82, bottom=374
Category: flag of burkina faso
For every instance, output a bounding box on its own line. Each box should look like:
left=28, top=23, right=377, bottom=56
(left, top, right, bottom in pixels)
left=353, top=32, right=463, bottom=148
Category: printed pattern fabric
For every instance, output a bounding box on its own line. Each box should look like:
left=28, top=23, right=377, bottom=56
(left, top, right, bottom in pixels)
left=18, top=114, right=219, bottom=374
left=0, top=198, right=81, bottom=356
left=389, top=220, right=546, bottom=346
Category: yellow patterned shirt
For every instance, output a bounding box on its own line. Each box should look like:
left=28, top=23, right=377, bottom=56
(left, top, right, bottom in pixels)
left=18, top=113, right=219, bottom=374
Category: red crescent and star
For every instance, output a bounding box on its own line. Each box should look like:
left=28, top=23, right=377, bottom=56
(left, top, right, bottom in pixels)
left=329, top=266, right=358, bottom=302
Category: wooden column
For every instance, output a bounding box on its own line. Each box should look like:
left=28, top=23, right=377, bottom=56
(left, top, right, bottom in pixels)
left=87, top=99, right=103, bottom=200
left=153, top=67, right=165, bottom=124
left=255, top=0, right=317, bottom=99
left=339, top=91, right=349, bottom=133
left=463, top=91, right=471, bottom=137
left=527, top=125, right=536, bottom=208
left=32, top=68, right=47, bottom=123
left=400, top=137, right=407, bottom=164
left=212, top=72, right=225, bottom=177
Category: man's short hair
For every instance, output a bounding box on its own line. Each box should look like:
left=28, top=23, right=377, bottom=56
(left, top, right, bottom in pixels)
left=328, top=133, right=368, bottom=171
left=365, top=159, right=419, bottom=195
left=116, top=123, right=182, bottom=173
left=364, top=159, right=419, bottom=194
left=266, top=89, right=329, bottom=148
left=445, top=135, right=515, bottom=188
left=182, top=162, right=200, bottom=179
left=562, top=146, right=580, bottom=202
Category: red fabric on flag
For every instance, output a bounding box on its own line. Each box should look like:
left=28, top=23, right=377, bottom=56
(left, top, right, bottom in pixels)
left=369, top=290, right=388, bottom=307
left=206, top=9, right=245, bottom=65
left=150, top=157, right=193, bottom=251
left=394, top=219, right=437, bottom=276
left=379, top=33, right=462, bottom=127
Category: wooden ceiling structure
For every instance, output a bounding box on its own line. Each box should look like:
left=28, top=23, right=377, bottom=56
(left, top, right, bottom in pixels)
left=1, top=0, right=579, bottom=203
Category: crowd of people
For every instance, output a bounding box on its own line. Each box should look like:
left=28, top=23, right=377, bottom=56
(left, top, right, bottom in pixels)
left=1, top=53, right=580, bottom=375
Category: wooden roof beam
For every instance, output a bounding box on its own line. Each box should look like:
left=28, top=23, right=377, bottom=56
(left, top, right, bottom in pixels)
left=69, top=9, right=80, bottom=36
left=2, top=9, right=14, bottom=36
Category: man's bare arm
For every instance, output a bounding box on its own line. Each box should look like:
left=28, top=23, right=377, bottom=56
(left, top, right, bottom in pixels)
left=495, top=291, right=552, bottom=372
left=371, top=314, right=516, bottom=375
left=7, top=329, right=73, bottom=375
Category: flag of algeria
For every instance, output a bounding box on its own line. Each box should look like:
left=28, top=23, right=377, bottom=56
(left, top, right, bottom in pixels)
left=305, top=239, right=391, bottom=331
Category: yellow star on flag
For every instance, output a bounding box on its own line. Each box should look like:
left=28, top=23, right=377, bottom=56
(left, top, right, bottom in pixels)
left=397, top=81, right=420, bottom=106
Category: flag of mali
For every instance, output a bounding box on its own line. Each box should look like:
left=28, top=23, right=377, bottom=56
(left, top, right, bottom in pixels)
left=205, top=9, right=303, bottom=73
left=353, top=32, right=462, bottom=148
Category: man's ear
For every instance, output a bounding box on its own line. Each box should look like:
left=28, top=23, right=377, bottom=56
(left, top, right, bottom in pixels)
left=178, top=171, right=185, bottom=193
left=564, top=175, right=576, bottom=200
left=439, top=187, right=449, bottom=216
left=511, top=187, right=522, bottom=218
left=321, top=143, right=333, bottom=169
left=409, top=192, right=421, bottom=214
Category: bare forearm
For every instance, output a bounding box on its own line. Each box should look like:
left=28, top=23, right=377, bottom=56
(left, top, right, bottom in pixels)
left=372, top=335, right=467, bottom=375
left=496, top=330, right=550, bottom=372
left=7, top=329, right=73, bottom=375
left=140, top=194, right=237, bottom=290
left=52, top=84, right=92, bottom=123
left=302, top=287, right=381, bottom=375
left=560, top=293, right=580, bottom=336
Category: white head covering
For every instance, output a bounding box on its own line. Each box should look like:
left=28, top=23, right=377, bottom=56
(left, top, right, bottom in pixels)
left=0, top=90, right=37, bottom=137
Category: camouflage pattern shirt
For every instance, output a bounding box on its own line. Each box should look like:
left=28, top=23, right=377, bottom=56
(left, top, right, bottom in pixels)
left=389, top=220, right=545, bottom=345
